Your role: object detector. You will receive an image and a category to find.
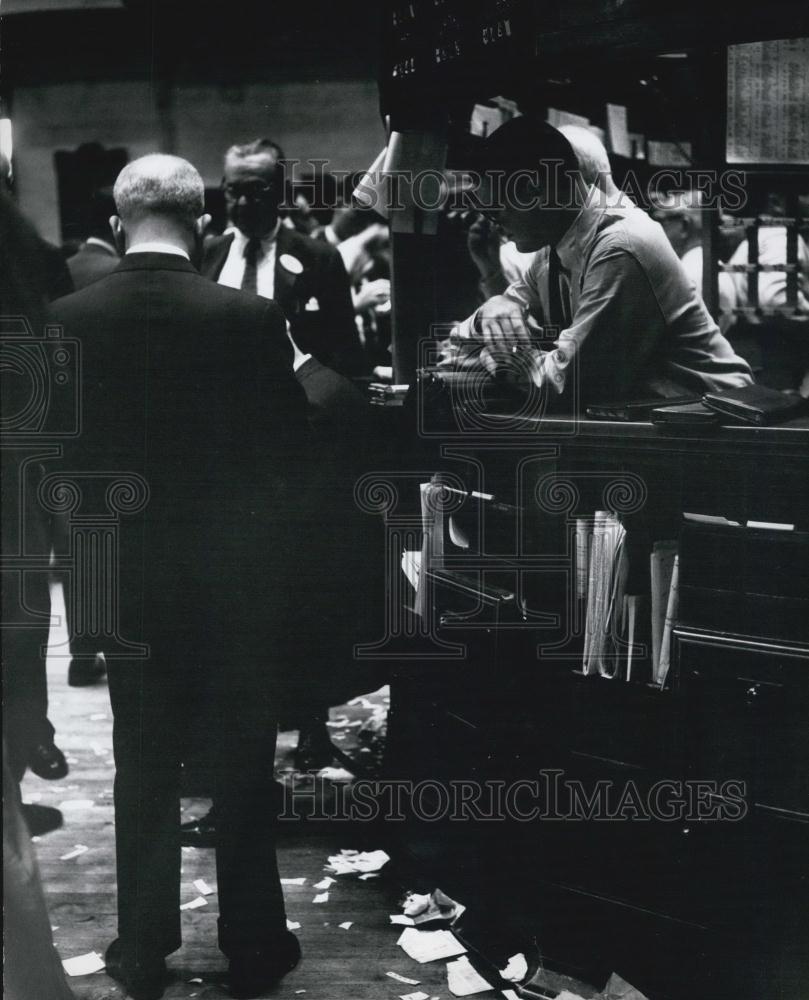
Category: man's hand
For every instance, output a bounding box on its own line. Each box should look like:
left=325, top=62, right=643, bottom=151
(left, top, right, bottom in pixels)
left=475, top=295, right=545, bottom=383
left=353, top=278, right=391, bottom=314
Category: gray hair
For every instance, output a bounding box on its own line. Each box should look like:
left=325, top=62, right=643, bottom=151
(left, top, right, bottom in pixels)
left=113, top=154, right=205, bottom=225
left=557, top=125, right=615, bottom=192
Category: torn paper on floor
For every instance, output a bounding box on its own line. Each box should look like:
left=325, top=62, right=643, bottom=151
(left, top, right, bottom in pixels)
left=602, top=972, right=651, bottom=1000
left=401, top=888, right=466, bottom=926
left=313, top=877, right=336, bottom=890
left=326, top=849, right=390, bottom=875
left=287, top=920, right=301, bottom=931
left=446, top=955, right=493, bottom=997
left=62, top=952, right=105, bottom=976
left=193, top=879, right=214, bottom=896
left=387, top=971, right=421, bottom=986
left=281, top=877, right=307, bottom=886
left=59, top=799, right=95, bottom=811
left=499, top=953, right=528, bottom=983
left=313, top=892, right=329, bottom=904
left=400, top=993, right=430, bottom=1000
left=59, top=845, right=89, bottom=861
left=398, top=927, right=467, bottom=963
left=339, top=921, right=353, bottom=930
left=180, top=897, right=207, bottom=911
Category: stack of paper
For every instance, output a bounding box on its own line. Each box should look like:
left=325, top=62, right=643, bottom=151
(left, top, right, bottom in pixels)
left=582, top=512, right=628, bottom=677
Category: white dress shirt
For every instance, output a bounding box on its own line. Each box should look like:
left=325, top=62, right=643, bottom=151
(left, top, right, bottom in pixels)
left=217, top=222, right=282, bottom=299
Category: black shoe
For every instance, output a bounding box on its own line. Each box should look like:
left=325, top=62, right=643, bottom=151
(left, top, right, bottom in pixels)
left=105, top=938, right=167, bottom=1000
left=22, top=803, right=63, bottom=836
left=68, top=653, right=106, bottom=687
left=180, top=807, right=217, bottom=847
left=228, top=932, right=301, bottom=999
left=28, top=741, right=69, bottom=780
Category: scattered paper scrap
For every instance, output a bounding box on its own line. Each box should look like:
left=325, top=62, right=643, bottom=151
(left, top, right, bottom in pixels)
left=188, top=978, right=203, bottom=984
left=59, top=799, right=95, bottom=811
left=387, top=971, right=421, bottom=986
left=317, top=766, right=354, bottom=781
left=398, top=928, right=467, bottom=964
left=358, top=872, right=379, bottom=880
left=446, top=956, right=492, bottom=997
left=60, top=845, right=89, bottom=861
left=327, top=849, right=389, bottom=875
left=602, top=972, right=651, bottom=1000
left=401, top=993, right=430, bottom=1000
left=193, top=879, right=214, bottom=896
left=313, top=877, right=336, bottom=890
left=313, top=892, right=330, bottom=904
left=281, top=877, right=307, bottom=886
left=339, top=921, right=353, bottom=930
left=295, top=991, right=307, bottom=995
left=499, top=953, right=528, bottom=983
left=180, top=896, right=207, bottom=911
left=287, top=920, right=301, bottom=931
left=62, top=952, right=105, bottom=977
left=401, top=889, right=466, bottom=926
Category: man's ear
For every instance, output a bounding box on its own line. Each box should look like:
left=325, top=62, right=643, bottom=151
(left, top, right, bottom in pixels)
left=109, top=216, right=126, bottom=254
left=194, top=214, right=212, bottom=240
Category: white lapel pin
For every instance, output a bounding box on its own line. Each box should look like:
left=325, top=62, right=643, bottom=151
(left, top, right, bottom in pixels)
left=279, top=254, right=304, bottom=275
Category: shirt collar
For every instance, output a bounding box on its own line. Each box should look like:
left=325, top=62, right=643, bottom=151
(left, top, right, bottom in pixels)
left=554, top=183, right=627, bottom=272
left=226, top=219, right=282, bottom=250
left=126, top=241, right=189, bottom=259
left=292, top=352, right=314, bottom=373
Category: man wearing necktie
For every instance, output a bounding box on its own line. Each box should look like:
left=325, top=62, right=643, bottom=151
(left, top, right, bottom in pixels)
left=456, top=118, right=753, bottom=407
left=203, top=138, right=361, bottom=374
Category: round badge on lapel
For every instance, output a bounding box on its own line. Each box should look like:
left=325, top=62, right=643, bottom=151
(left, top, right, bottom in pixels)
left=279, top=254, right=304, bottom=275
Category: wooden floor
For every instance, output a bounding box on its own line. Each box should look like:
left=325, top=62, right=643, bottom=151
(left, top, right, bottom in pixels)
left=22, top=585, right=596, bottom=1000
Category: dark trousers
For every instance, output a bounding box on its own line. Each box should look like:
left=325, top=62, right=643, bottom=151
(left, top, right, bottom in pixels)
left=107, top=640, right=288, bottom=971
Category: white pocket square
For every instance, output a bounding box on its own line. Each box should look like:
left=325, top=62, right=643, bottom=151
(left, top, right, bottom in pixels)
left=304, top=296, right=320, bottom=311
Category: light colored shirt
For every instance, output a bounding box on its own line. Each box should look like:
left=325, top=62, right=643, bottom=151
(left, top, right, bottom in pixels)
left=461, top=187, right=754, bottom=400
left=217, top=221, right=281, bottom=299
left=726, top=226, right=809, bottom=317
left=126, top=242, right=189, bottom=259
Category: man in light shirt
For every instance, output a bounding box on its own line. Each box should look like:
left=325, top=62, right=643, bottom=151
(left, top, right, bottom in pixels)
left=457, top=117, right=753, bottom=407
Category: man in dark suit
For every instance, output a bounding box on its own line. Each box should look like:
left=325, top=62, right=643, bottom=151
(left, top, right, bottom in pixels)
left=201, top=138, right=363, bottom=375
left=51, top=154, right=309, bottom=1000
left=66, top=189, right=120, bottom=290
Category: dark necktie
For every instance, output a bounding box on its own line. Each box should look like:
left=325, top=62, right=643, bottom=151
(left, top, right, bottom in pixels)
left=548, top=248, right=572, bottom=329
left=241, top=238, right=262, bottom=294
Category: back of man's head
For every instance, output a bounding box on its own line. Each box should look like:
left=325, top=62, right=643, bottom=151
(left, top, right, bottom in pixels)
left=113, top=154, right=205, bottom=228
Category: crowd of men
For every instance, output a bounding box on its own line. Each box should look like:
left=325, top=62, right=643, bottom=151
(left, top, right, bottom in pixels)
left=3, top=117, right=807, bottom=999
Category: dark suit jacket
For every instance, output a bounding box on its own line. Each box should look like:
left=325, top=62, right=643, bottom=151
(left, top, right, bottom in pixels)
left=50, top=252, right=312, bottom=656
left=202, top=226, right=363, bottom=376
left=67, top=240, right=120, bottom=290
